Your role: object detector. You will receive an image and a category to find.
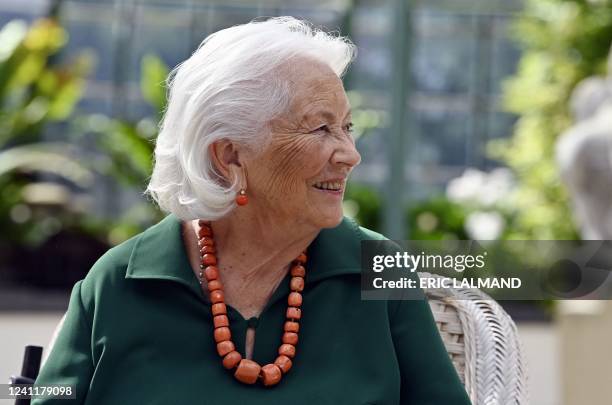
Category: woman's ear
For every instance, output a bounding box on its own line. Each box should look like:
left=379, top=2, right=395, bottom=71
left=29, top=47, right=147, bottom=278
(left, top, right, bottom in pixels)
left=209, top=140, right=244, bottom=186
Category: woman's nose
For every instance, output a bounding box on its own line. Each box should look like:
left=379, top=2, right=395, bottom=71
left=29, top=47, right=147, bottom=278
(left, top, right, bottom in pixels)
left=332, top=136, right=362, bottom=169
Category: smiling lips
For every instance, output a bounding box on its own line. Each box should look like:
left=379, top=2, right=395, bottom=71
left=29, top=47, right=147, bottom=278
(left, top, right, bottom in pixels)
left=312, top=179, right=345, bottom=192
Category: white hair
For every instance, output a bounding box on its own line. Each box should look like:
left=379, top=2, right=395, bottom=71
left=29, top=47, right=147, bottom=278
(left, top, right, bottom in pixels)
left=145, top=16, right=356, bottom=220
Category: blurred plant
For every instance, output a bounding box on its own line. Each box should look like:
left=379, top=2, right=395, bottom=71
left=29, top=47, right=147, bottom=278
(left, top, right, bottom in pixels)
left=0, top=18, right=90, bottom=145
left=343, top=182, right=383, bottom=231
left=446, top=168, right=516, bottom=209
left=403, top=168, right=517, bottom=241
left=489, top=0, right=612, bottom=239
left=74, top=54, right=169, bottom=244
left=405, top=169, right=556, bottom=315
left=346, top=90, right=388, bottom=141
left=340, top=93, right=387, bottom=229
left=407, top=197, right=470, bottom=240
left=445, top=168, right=517, bottom=240
left=79, top=54, right=167, bottom=187
left=0, top=17, right=93, bottom=246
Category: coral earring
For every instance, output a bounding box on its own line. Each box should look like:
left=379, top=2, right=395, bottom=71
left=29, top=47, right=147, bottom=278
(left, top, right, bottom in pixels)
left=236, top=190, right=248, bottom=206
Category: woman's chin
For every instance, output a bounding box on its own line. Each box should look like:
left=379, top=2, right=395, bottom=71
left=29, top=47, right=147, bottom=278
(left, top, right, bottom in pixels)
left=314, top=209, right=344, bottom=229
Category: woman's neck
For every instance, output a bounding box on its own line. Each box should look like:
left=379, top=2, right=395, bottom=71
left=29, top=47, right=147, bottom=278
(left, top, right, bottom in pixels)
left=207, top=208, right=319, bottom=280
left=182, top=208, right=319, bottom=319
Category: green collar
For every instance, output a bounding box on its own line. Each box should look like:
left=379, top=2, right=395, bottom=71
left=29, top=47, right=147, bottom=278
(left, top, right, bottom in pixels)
left=125, top=214, right=363, bottom=290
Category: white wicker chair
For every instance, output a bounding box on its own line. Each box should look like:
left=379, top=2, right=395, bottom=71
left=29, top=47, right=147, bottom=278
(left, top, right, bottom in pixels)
left=419, top=272, right=529, bottom=405
left=44, top=275, right=528, bottom=404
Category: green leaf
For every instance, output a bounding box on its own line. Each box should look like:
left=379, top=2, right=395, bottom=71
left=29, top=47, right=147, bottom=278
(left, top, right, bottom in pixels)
left=140, top=54, right=169, bottom=114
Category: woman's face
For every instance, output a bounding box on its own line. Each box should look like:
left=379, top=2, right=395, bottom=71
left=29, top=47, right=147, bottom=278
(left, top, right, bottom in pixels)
left=244, top=59, right=361, bottom=230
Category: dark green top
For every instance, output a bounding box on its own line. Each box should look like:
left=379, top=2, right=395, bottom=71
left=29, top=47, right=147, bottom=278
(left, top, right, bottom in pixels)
left=33, top=214, right=471, bottom=405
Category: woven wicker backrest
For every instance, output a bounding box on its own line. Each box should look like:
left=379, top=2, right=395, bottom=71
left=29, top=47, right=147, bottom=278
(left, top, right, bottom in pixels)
left=419, top=272, right=529, bottom=405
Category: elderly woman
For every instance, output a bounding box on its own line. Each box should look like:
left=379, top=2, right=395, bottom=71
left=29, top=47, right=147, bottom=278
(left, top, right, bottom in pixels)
left=33, top=17, right=470, bottom=404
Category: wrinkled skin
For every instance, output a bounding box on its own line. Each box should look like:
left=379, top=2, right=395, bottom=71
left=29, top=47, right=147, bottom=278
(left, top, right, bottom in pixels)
left=223, top=58, right=361, bottom=231
left=183, top=57, right=361, bottom=359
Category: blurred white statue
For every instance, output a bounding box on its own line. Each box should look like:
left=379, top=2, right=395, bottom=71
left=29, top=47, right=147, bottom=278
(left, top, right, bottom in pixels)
left=556, top=44, right=612, bottom=239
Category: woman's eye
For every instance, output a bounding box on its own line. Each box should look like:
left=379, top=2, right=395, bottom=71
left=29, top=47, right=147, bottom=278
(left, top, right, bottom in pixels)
left=311, top=123, right=353, bottom=134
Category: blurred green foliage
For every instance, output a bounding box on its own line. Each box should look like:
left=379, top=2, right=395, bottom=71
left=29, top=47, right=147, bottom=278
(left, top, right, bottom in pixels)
left=0, top=18, right=170, bottom=250
left=344, top=182, right=382, bottom=231
left=0, top=17, right=93, bottom=246
left=489, top=0, right=612, bottom=239
left=0, top=18, right=90, bottom=146
left=74, top=54, right=169, bottom=244
left=400, top=0, right=612, bottom=242
left=407, top=198, right=470, bottom=240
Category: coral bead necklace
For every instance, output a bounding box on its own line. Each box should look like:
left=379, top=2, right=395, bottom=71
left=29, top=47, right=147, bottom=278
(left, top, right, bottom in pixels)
left=196, top=219, right=307, bottom=386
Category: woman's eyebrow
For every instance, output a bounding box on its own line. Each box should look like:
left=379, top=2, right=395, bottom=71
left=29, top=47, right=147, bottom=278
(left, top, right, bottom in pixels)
left=309, top=109, right=352, bottom=122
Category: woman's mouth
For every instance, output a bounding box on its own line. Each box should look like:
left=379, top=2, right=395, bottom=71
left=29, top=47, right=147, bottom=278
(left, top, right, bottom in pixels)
left=312, top=180, right=344, bottom=196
